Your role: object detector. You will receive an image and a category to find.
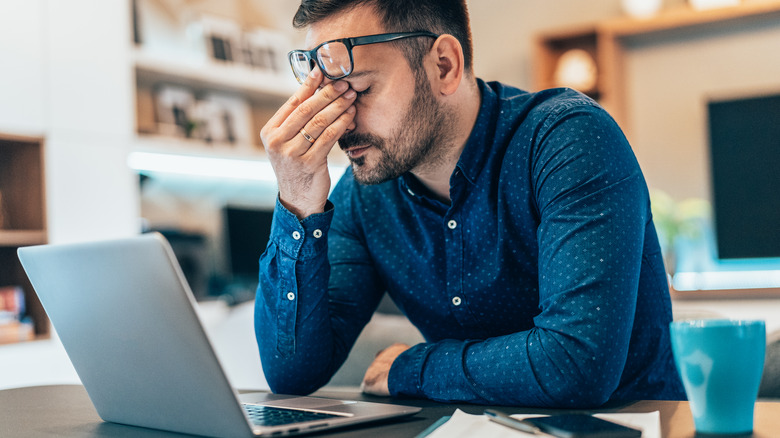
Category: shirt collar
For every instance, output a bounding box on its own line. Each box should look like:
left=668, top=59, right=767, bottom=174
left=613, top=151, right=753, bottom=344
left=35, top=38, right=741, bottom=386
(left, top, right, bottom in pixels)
left=454, top=78, right=499, bottom=186
left=398, top=79, right=499, bottom=199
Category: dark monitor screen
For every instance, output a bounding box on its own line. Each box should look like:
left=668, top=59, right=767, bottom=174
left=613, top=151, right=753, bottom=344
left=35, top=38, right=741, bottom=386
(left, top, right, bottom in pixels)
left=224, top=206, right=274, bottom=279
left=708, top=93, right=780, bottom=260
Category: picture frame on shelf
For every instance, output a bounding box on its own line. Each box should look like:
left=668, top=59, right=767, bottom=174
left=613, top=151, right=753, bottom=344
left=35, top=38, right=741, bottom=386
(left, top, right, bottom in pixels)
left=199, top=14, right=291, bottom=74
left=201, top=15, right=242, bottom=63
left=241, top=28, right=291, bottom=74
left=198, top=92, right=253, bottom=147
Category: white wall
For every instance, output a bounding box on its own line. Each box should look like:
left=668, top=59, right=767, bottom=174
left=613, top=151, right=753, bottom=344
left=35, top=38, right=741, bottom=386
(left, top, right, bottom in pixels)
left=0, top=0, right=140, bottom=244
left=625, top=18, right=780, bottom=200
left=44, top=0, right=139, bottom=243
left=0, top=1, right=47, bottom=135
left=468, top=0, right=780, bottom=205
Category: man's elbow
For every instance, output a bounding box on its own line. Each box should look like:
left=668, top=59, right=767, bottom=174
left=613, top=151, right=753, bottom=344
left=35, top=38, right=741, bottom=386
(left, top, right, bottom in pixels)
left=265, top=374, right=324, bottom=396
left=543, top=370, right=620, bottom=408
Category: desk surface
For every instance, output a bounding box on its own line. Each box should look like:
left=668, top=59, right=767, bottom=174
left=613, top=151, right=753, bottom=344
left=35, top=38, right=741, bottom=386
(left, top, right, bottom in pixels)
left=2, top=385, right=780, bottom=437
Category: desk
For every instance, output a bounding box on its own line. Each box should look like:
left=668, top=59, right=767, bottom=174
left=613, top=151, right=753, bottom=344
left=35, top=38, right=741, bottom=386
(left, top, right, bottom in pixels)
left=2, top=385, right=780, bottom=437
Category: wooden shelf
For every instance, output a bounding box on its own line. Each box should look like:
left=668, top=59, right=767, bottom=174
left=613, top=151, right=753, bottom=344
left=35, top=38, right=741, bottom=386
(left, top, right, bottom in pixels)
left=671, top=285, right=780, bottom=300
left=132, top=47, right=297, bottom=102
left=533, top=1, right=780, bottom=132
left=133, top=134, right=350, bottom=170
left=135, top=133, right=266, bottom=158
left=601, top=1, right=780, bottom=37
left=0, top=230, right=47, bottom=247
left=0, top=134, right=49, bottom=343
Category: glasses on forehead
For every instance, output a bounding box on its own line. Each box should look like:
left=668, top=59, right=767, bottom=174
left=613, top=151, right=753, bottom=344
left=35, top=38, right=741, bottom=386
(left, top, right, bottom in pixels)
left=288, top=31, right=439, bottom=84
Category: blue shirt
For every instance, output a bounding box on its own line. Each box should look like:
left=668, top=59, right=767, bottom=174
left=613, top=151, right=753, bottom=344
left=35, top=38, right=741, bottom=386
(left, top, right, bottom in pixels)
left=255, top=80, right=685, bottom=407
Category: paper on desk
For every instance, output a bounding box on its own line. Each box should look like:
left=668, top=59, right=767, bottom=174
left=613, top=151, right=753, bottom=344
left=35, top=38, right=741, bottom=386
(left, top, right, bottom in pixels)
left=422, top=409, right=661, bottom=438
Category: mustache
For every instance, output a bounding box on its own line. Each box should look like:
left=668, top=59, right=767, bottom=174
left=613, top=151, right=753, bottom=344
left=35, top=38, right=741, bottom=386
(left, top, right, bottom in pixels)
left=339, top=131, right=384, bottom=151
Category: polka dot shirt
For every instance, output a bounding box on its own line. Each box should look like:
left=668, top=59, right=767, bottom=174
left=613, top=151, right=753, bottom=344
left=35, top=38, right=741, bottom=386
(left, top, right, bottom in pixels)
left=255, top=80, right=685, bottom=407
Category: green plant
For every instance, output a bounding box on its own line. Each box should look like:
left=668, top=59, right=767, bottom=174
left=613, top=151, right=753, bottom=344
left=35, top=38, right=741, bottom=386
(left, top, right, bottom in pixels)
left=649, top=189, right=711, bottom=274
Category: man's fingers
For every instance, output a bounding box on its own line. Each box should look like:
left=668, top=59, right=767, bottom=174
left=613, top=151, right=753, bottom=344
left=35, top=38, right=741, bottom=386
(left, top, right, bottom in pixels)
left=284, top=81, right=354, bottom=141
left=265, top=67, right=323, bottom=129
left=360, top=343, right=411, bottom=397
left=306, top=105, right=356, bottom=158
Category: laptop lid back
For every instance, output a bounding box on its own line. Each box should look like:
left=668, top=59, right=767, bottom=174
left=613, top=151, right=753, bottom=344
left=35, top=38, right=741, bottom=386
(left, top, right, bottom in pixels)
left=18, top=233, right=254, bottom=438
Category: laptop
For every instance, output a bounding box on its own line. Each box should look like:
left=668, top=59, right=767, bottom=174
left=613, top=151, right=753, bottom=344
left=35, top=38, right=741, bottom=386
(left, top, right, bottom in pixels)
left=17, top=233, right=420, bottom=437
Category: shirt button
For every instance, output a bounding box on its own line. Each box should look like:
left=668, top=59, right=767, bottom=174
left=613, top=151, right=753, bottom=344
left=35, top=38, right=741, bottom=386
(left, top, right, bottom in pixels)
left=452, top=296, right=462, bottom=306
left=292, top=231, right=301, bottom=240
left=313, top=229, right=322, bottom=238
left=287, top=292, right=295, bottom=301
left=447, top=220, right=458, bottom=230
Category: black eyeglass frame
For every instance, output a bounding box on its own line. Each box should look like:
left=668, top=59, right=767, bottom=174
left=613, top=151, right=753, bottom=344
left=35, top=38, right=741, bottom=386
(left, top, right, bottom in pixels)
left=287, top=31, right=440, bottom=83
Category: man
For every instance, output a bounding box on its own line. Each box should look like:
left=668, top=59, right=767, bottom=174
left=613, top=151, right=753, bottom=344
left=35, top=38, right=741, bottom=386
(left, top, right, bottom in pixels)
left=256, top=0, right=685, bottom=407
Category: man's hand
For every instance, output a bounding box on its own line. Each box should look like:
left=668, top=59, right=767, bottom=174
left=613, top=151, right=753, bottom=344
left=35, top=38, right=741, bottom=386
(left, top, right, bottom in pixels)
left=260, top=67, right=357, bottom=219
left=360, top=343, right=411, bottom=396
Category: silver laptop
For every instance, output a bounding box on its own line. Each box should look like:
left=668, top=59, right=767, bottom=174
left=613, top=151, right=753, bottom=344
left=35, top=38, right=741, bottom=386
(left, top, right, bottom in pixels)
left=17, top=233, right=420, bottom=437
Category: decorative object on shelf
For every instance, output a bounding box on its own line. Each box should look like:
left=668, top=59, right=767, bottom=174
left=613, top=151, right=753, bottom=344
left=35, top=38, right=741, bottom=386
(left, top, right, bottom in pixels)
left=196, top=93, right=253, bottom=146
left=241, top=28, right=289, bottom=74
left=201, top=15, right=289, bottom=75
left=553, top=49, right=598, bottom=94
left=621, top=0, right=663, bottom=18
left=0, top=285, right=33, bottom=344
left=155, top=85, right=196, bottom=138
left=152, top=84, right=253, bottom=146
left=689, top=0, right=740, bottom=11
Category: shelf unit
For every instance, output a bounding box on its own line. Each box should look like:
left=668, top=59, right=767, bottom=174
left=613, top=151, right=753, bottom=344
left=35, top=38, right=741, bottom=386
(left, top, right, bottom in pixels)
left=0, top=133, right=49, bottom=343
left=133, top=47, right=298, bottom=104
left=132, top=36, right=300, bottom=155
left=132, top=45, right=351, bottom=171
left=533, top=0, right=780, bottom=133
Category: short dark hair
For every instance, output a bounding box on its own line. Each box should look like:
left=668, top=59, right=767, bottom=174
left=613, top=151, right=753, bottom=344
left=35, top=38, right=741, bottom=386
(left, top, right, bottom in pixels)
left=292, top=0, right=473, bottom=73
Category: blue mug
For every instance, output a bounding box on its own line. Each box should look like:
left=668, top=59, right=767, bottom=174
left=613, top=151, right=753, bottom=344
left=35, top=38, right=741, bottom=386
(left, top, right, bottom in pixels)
left=670, top=319, right=766, bottom=435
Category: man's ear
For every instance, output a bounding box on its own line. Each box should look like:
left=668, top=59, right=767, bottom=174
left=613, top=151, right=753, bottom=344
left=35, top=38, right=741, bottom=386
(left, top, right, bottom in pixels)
left=429, top=34, right=464, bottom=96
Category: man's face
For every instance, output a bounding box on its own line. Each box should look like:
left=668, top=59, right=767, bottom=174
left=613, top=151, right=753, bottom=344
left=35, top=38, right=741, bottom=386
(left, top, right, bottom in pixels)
left=305, top=7, right=454, bottom=185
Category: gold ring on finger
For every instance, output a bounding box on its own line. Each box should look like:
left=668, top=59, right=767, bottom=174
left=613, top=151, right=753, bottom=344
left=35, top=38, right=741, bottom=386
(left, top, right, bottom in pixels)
left=300, top=128, right=316, bottom=144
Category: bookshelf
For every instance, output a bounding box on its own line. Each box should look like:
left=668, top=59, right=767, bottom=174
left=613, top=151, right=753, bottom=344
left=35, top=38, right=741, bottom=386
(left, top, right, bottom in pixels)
left=533, top=1, right=780, bottom=133
left=0, top=134, right=48, bottom=344
left=130, top=0, right=302, bottom=164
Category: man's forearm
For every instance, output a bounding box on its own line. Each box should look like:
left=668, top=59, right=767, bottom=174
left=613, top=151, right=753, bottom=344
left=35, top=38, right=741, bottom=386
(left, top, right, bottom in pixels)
left=255, top=200, right=343, bottom=394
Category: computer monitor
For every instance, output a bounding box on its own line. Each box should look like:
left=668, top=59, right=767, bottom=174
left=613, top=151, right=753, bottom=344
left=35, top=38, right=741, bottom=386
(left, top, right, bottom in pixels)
left=708, top=92, right=780, bottom=260
left=223, top=206, right=274, bottom=281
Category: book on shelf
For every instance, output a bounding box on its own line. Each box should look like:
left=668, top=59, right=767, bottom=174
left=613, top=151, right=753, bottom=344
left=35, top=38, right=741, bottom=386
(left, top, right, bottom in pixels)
left=0, top=285, right=34, bottom=343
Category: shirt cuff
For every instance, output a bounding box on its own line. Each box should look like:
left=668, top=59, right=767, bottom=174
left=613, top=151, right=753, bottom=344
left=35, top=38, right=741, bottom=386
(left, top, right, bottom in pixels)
left=388, top=342, right=434, bottom=397
left=271, top=197, right=334, bottom=260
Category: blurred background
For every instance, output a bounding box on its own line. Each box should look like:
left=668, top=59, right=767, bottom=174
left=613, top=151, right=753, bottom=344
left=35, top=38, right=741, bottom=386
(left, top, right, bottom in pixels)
left=1, top=0, right=779, bottom=389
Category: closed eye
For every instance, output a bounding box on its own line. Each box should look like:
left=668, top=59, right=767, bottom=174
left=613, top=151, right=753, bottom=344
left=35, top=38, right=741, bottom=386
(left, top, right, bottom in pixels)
left=356, top=87, right=371, bottom=98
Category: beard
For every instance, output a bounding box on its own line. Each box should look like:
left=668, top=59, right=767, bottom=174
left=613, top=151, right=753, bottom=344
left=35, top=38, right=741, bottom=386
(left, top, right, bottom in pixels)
left=338, top=73, right=455, bottom=185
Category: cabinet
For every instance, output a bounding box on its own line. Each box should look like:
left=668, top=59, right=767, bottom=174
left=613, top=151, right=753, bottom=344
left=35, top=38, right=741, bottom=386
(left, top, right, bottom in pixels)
left=533, top=0, right=780, bottom=133
left=0, top=134, right=48, bottom=343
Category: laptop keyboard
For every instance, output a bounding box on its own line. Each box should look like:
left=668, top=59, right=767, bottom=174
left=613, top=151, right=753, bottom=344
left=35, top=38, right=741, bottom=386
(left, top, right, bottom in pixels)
left=242, top=404, right=340, bottom=427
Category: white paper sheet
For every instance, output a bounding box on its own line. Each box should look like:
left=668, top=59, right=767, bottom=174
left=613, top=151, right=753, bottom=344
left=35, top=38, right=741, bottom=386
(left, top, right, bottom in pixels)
left=423, top=408, right=661, bottom=438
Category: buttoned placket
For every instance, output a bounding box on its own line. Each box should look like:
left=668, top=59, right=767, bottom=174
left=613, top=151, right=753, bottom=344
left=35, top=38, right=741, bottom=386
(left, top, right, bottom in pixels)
left=445, top=169, right=469, bottom=326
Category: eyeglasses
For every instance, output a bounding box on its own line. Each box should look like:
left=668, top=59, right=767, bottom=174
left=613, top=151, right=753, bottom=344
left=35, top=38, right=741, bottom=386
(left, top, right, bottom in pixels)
left=288, top=31, right=439, bottom=84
